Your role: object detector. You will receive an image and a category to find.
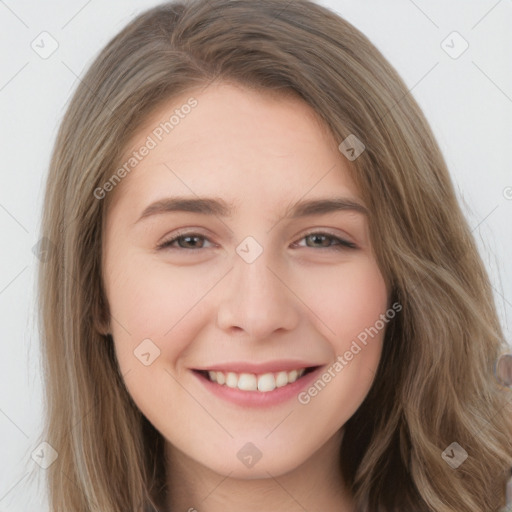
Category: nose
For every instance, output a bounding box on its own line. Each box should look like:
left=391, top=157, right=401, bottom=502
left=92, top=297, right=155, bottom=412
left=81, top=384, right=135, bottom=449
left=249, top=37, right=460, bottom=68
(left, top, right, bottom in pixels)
left=216, top=245, right=300, bottom=340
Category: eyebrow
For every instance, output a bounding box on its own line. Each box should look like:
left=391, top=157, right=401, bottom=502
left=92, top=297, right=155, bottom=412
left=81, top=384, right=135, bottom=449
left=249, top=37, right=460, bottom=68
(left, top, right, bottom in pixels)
left=135, top=195, right=368, bottom=223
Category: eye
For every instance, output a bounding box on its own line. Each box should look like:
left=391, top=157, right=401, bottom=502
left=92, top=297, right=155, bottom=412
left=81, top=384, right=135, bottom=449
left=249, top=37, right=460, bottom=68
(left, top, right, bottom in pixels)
left=293, top=231, right=357, bottom=251
left=157, top=232, right=214, bottom=250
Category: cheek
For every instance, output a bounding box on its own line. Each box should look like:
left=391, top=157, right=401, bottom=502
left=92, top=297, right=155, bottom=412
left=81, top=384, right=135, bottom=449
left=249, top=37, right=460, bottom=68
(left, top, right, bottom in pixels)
left=294, top=254, right=389, bottom=345
left=293, top=257, right=389, bottom=424
left=104, top=259, right=206, bottom=422
left=105, top=254, right=222, bottom=369
left=293, top=255, right=388, bottom=403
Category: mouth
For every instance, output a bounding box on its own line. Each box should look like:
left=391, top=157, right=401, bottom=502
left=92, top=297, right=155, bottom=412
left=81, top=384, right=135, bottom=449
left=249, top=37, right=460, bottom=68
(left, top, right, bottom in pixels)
left=193, top=366, right=319, bottom=393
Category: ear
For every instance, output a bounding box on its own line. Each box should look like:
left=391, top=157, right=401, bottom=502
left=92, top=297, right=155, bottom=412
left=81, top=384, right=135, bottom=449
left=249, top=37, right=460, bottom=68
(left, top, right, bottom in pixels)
left=496, top=353, right=512, bottom=387
left=93, top=315, right=111, bottom=337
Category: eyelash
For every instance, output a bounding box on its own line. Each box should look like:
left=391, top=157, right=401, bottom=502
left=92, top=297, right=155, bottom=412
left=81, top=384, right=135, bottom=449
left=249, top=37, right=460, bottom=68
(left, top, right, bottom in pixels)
left=156, top=230, right=357, bottom=251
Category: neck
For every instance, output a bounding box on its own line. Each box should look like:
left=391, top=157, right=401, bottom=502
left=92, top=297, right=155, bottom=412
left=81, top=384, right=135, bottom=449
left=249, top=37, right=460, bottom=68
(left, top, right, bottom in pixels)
left=164, top=429, right=354, bottom=512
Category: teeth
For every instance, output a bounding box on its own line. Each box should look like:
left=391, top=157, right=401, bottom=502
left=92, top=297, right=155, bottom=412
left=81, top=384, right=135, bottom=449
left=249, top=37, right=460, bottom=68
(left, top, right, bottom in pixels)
left=238, top=373, right=257, bottom=391
left=205, top=368, right=307, bottom=392
left=275, top=371, right=289, bottom=388
left=226, top=372, right=238, bottom=388
left=257, top=373, right=276, bottom=392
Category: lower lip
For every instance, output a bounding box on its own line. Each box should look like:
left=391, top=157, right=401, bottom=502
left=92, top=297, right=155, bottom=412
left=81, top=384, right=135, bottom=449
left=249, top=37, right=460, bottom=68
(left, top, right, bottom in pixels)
left=192, top=366, right=324, bottom=408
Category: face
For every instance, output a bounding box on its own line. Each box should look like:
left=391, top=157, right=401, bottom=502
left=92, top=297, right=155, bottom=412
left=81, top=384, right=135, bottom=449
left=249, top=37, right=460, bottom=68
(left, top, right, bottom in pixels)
left=102, top=81, right=389, bottom=479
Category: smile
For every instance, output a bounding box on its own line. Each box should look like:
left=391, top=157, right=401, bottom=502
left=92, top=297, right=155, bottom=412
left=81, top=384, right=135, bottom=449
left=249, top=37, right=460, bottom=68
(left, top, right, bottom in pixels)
left=201, top=368, right=312, bottom=392
left=191, top=361, right=324, bottom=407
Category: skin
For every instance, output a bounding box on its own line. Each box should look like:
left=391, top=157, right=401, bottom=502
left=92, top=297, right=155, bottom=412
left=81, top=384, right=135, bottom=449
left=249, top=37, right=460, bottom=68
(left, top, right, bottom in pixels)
left=102, top=81, right=389, bottom=512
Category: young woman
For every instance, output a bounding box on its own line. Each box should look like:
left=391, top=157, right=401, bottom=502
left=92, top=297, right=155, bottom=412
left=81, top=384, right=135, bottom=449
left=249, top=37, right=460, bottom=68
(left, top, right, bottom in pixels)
left=36, top=0, right=512, bottom=510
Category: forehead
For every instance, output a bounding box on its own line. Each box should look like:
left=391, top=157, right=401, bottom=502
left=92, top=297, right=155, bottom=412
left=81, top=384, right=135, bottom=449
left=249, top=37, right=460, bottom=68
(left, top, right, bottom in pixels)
left=107, top=82, right=361, bottom=216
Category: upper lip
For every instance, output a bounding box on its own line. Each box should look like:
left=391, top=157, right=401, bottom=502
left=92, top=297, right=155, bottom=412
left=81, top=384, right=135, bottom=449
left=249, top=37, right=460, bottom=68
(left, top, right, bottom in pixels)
left=192, top=360, right=322, bottom=374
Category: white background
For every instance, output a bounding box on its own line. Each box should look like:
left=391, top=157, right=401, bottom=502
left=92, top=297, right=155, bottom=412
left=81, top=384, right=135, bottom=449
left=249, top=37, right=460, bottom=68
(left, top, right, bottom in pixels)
left=0, top=0, right=511, bottom=510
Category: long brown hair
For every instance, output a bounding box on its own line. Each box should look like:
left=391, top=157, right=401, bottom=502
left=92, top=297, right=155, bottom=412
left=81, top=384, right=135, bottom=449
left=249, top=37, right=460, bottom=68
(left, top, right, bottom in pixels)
left=36, top=0, right=512, bottom=510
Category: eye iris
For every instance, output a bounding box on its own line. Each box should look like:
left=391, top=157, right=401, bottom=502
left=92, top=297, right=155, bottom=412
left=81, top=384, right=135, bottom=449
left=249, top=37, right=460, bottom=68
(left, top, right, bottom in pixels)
left=307, top=234, right=332, bottom=248
left=179, top=235, right=203, bottom=248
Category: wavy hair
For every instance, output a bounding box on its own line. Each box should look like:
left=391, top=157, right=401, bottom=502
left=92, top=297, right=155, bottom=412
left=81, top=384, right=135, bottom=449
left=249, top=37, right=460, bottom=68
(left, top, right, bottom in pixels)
left=36, top=0, right=512, bottom=510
